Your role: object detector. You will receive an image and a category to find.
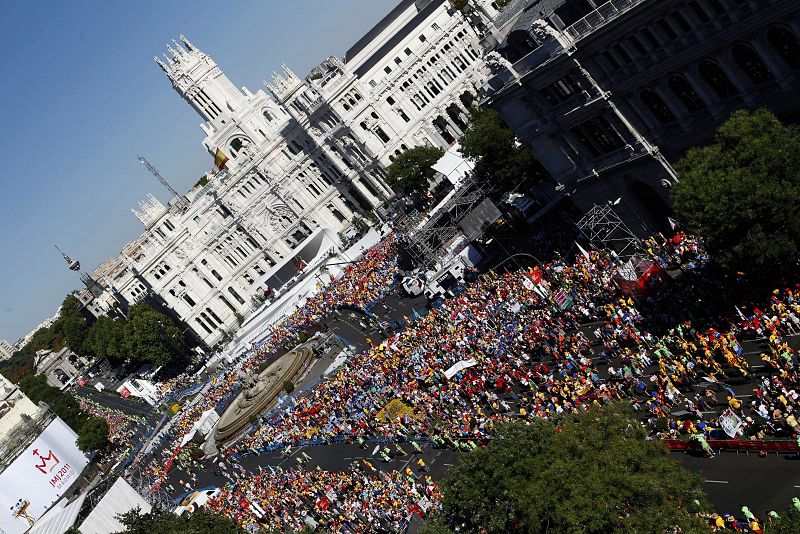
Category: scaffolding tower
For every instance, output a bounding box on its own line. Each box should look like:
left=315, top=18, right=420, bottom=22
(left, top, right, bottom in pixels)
left=398, top=176, right=492, bottom=271
left=576, top=204, right=641, bottom=262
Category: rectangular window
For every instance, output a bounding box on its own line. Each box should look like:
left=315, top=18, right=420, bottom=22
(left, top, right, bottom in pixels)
left=431, top=23, right=441, bottom=32
left=369, top=80, right=377, bottom=88
left=419, top=34, right=427, bottom=42
left=384, top=66, right=392, bottom=74
left=404, top=48, right=412, bottom=56
left=394, top=57, right=402, bottom=65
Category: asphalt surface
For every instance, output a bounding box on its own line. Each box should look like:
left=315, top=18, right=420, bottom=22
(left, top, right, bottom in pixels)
left=676, top=451, right=800, bottom=516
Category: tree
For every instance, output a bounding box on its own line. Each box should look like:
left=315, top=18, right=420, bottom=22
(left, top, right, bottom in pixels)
left=386, top=146, right=444, bottom=193
left=124, top=303, right=185, bottom=366
left=673, top=109, right=800, bottom=276
left=83, top=316, right=126, bottom=361
left=767, top=503, right=800, bottom=533
left=423, top=404, right=708, bottom=534
left=459, top=108, right=547, bottom=194
left=116, top=508, right=245, bottom=534
left=76, top=417, right=109, bottom=451
left=18, top=374, right=108, bottom=451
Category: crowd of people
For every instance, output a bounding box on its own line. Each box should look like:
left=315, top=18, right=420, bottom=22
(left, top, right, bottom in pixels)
left=128, top=225, right=800, bottom=532
left=230, top=232, right=732, bottom=455
left=133, top=234, right=402, bottom=488
left=205, top=460, right=439, bottom=532
left=75, top=395, right=147, bottom=444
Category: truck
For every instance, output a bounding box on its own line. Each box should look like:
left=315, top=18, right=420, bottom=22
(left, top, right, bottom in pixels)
left=422, top=244, right=482, bottom=301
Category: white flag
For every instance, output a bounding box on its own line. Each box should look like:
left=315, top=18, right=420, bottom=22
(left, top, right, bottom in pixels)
left=667, top=217, right=678, bottom=230
left=575, top=241, right=591, bottom=260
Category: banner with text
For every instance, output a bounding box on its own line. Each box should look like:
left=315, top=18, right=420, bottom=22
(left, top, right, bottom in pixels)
left=0, top=417, right=89, bottom=534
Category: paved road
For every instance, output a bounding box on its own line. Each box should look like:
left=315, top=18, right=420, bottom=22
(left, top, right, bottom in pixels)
left=675, top=450, right=800, bottom=515
left=77, top=387, right=158, bottom=421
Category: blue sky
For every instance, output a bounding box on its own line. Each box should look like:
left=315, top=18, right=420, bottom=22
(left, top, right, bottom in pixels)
left=0, top=0, right=397, bottom=343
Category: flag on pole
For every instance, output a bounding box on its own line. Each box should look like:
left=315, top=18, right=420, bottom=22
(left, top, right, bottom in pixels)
left=575, top=241, right=591, bottom=260
left=214, top=147, right=229, bottom=170
left=667, top=217, right=678, bottom=231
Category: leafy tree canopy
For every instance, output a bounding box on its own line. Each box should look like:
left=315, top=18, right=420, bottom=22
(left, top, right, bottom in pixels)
left=121, top=303, right=186, bottom=366
left=77, top=417, right=109, bottom=451
left=386, top=146, right=444, bottom=193
left=116, top=508, right=245, bottom=534
left=19, top=374, right=108, bottom=451
left=458, top=107, right=547, bottom=194
left=423, top=403, right=708, bottom=534
left=673, top=109, right=800, bottom=276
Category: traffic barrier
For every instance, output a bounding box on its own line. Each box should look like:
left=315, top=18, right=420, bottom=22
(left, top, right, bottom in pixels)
left=663, top=439, right=800, bottom=453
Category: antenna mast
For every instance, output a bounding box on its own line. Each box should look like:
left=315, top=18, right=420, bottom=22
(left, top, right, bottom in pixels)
left=138, top=155, right=181, bottom=198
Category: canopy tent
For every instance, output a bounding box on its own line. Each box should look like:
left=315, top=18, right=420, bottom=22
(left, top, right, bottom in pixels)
left=79, top=478, right=151, bottom=534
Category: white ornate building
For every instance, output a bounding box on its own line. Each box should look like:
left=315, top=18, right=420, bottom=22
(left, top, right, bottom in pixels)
left=102, top=0, right=499, bottom=348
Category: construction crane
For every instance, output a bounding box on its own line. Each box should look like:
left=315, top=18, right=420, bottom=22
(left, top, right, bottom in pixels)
left=137, top=155, right=190, bottom=212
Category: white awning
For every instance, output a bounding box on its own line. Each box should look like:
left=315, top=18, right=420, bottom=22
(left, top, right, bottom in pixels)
left=79, top=478, right=151, bottom=534
left=29, top=493, right=86, bottom=534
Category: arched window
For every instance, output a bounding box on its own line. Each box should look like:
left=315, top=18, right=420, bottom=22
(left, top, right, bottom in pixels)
left=195, top=318, right=212, bottom=335
left=228, top=287, right=246, bottom=305
left=667, top=75, right=707, bottom=112
left=230, top=137, right=249, bottom=156
left=732, top=43, right=774, bottom=85
left=698, top=60, right=737, bottom=99
left=207, top=308, right=223, bottom=324
left=768, top=26, right=800, bottom=69
left=641, top=89, right=676, bottom=124
left=262, top=108, right=273, bottom=122
left=219, top=295, right=237, bottom=313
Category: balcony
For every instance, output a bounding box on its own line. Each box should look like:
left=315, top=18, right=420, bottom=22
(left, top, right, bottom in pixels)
left=564, top=0, right=649, bottom=43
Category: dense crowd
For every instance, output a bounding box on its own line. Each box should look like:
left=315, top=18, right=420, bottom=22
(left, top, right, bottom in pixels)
left=75, top=395, right=146, bottom=444
left=131, top=226, right=800, bottom=532
left=134, top=234, right=401, bottom=487
left=206, top=461, right=439, bottom=532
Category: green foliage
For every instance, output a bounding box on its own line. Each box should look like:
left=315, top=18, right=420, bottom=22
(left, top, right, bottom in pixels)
left=234, top=312, right=245, bottom=326
left=116, top=508, right=245, bottom=534
left=673, top=109, right=800, bottom=276
left=459, top=108, right=547, bottom=194
left=424, top=404, right=708, bottom=534
left=83, top=316, right=127, bottom=361
left=195, top=175, right=209, bottom=188
left=19, top=374, right=107, bottom=451
left=767, top=504, right=800, bottom=533
left=77, top=417, right=109, bottom=451
left=121, top=303, right=186, bottom=366
left=1, top=294, right=87, bottom=382
left=282, top=380, right=295, bottom=394
left=386, top=146, right=444, bottom=193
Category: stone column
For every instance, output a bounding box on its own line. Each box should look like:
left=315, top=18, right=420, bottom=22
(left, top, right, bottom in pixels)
left=682, top=69, right=724, bottom=120
left=751, top=36, right=796, bottom=91
left=714, top=54, right=757, bottom=106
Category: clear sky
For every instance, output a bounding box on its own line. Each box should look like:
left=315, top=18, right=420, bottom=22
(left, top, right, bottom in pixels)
left=0, top=0, right=398, bottom=343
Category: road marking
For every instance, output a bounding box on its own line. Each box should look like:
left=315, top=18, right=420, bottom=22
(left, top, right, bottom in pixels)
left=704, top=480, right=729, bottom=484
left=794, top=485, right=800, bottom=488
left=442, top=463, right=454, bottom=466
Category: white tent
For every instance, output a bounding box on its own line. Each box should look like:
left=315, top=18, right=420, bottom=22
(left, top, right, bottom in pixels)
left=431, top=143, right=474, bottom=187
left=79, top=478, right=151, bottom=534
left=29, top=493, right=87, bottom=534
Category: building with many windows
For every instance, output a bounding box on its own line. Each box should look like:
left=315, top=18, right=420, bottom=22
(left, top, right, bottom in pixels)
left=483, top=0, right=800, bottom=230
left=102, top=0, right=501, bottom=348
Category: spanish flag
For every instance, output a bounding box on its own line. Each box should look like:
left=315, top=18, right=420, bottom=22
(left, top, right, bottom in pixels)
left=214, top=147, right=229, bottom=170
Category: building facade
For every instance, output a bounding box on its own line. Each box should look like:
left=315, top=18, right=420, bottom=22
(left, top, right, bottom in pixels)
left=102, top=1, right=502, bottom=348
left=0, top=340, right=13, bottom=361
left=483, top=0, right=800, bottom=230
